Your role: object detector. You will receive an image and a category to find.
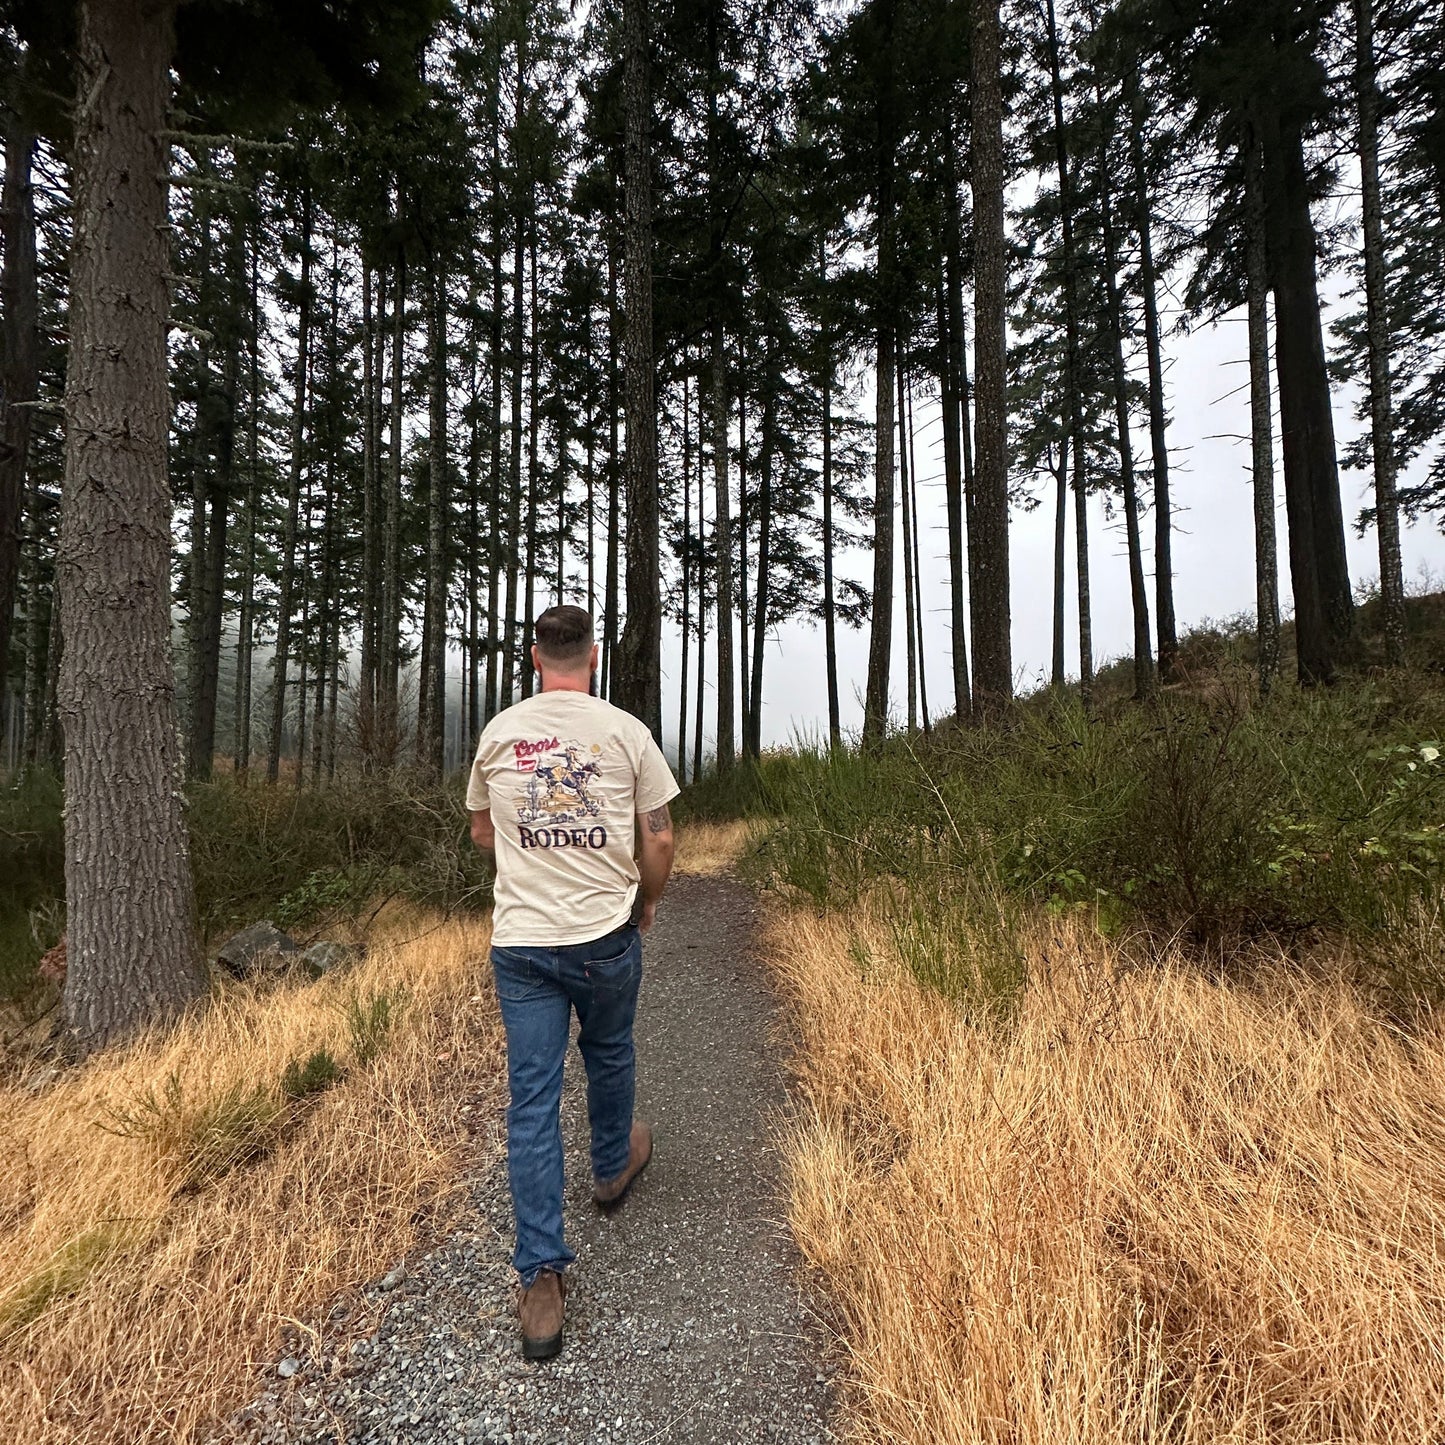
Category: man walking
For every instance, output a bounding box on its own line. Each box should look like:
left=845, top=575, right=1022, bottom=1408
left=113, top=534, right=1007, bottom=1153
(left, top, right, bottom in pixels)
left=467, top=605, right=679, bottom=1360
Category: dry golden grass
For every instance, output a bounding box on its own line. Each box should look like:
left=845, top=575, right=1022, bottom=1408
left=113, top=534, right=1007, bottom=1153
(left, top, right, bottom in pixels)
left=0, top=907, right=503, bottom=1445
left=765, top=904, right=1445, bottom=1444
left=673, top=817, right=763, bottom=876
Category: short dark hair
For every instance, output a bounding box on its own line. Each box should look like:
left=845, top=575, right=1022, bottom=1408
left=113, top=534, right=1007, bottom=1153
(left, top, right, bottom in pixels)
left=534, top=605, right=595, bottom=666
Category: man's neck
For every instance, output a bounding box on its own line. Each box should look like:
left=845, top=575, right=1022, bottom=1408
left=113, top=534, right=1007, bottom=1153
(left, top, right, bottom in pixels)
left=539, top=673, right=590, bottom=694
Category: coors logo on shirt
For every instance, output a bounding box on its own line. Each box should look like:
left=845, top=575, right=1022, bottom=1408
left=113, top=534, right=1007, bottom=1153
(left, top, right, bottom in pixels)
left=513, top=738, right=608, bottom=850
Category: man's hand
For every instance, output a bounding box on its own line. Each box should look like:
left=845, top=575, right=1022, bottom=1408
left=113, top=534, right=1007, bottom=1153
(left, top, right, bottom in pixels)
left=636, top=801, right=675, bottom=933
left=469, top=809, right=495, bottom=854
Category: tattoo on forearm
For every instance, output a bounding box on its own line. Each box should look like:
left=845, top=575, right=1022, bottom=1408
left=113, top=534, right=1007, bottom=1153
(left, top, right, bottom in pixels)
left=645, top=804, right=671, bottom=835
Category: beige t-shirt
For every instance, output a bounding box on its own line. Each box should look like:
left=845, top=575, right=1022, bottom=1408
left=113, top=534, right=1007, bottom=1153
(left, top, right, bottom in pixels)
left=466, top=691, right=680, bottom=948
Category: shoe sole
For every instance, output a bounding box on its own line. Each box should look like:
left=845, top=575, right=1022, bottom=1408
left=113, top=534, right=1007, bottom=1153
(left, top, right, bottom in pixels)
left=594, top=1144, right=652, bottom=1212
left=522, top=1329, right=563, bottom=1361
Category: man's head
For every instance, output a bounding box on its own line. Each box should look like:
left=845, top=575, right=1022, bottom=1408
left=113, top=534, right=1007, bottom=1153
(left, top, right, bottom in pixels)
left=532, top=605, right=599, bottom=691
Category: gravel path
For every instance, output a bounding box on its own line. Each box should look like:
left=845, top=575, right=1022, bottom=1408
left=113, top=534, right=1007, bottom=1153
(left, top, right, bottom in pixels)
left=220, top=874, right=836, bottom=1445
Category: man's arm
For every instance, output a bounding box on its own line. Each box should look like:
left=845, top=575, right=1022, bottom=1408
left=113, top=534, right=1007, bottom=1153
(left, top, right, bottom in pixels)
left=636, top=801, right=675, bottom=933
left=470, top=808, right=495, bottom=853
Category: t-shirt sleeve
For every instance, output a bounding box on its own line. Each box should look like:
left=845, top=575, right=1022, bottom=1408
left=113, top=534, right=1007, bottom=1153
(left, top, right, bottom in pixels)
left=634, top=732, right=681, bottom=814
left=464, top=734, right=491, bottom=813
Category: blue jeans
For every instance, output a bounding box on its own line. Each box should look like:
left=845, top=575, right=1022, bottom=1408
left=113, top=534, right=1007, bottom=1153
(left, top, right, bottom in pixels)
left=491, top=924, right=643, bottom=1286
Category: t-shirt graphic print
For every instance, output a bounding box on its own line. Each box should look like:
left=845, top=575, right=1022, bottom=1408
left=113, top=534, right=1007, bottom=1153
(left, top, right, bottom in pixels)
left=466, top=691, right=679, bottom=948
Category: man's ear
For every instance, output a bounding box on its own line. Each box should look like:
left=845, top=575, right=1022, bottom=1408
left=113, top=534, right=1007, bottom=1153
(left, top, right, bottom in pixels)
left=531, top=644, right=542, bottom=675
left=590, top=642, right=600, bottom=672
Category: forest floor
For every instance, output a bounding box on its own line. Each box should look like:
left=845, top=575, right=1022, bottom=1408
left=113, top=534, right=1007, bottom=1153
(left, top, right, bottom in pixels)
left=218, top=870, right=837, bottom=1445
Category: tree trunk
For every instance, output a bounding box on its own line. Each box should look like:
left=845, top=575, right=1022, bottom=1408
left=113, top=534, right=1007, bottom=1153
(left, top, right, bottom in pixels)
left=421, top=258, right=447, bottom=775
left=1355, top=0, right=1407, bottom=665
left=501, top=64, right=526, bottom=707
left=737, top=380, right=750, bottom=730
left=465, top=295, right=482, bottom=743
left=0, top=113, right=38, bottom=708
left=267, top=186, right=313, bottom=782
left=711, top=321, right=734, bottom=771
left=941, top=116, right=972, bottom=720
left=585, top=300, right=597, bottom=619
left=746, top=330, right=776, bottom=760
left=603, top=238, right=621, bottom=696
left=235, top=220, right=260, bottom=777
left=1097, top=118, right=1155, bottom=699
left=19, top=463, right=50, bottom=766
left=822, top=244, right=842, bottom=746
left=359, top=260, right=379, bottom=764
left=616, top=0, right=663, bottom=739
left=1128, top=70, right=1177, bottom=682
left=1074, top=425, right=1093, bottom=709
left=678, top=370, right=692, bottom=782
left=1051, top=445, right=1067, bottom=686
left=185, top=188, right=213, bottom=778
left=863, top=0, right=898, bottom=748
left=706, top=10, right=735, bottom=771
left=312, top=252, right=339, bottom=787
left=379, top=246, right=405, bottom=762
left=294, top=474, right=312, bottom=788
left=1045, top=0, right=1083, bottom=704
left=906, top=365, right=930, bottom=732
left=197, top=222, right=238, bottom=781
left=1245, top=124, right=1281, bottom=695
left=521, top=215, right=539, bottom=700
left=969, top=0, right=1012, bottom=715
left=58, top=0, right=204, bottom=1051
left=899, top=347, right=917, bottom=733
left=1261, top=103, right=1354, bottom=684
left=693, top=402, right=709, bottom=779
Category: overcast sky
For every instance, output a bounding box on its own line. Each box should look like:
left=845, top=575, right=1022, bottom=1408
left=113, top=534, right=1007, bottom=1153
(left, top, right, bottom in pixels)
left=655, top=286, right=1445, bottom=762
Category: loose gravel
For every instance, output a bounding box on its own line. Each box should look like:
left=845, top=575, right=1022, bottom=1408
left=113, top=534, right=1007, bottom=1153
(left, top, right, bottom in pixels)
left=217, top=874, right=837, bottom=1445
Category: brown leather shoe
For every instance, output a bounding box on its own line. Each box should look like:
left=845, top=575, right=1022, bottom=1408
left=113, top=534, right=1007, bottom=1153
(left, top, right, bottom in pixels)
left=519, top=1269, right=566, bottom=1360
left=593, top=1122, right=653, bottom=1210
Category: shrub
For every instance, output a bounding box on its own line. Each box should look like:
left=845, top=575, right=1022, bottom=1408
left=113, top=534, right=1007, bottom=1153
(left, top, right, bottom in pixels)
left=99, top=1071, right=284, bottom=1192
left=280, top=1048, right=345, bottom=1102
left=713, top=679, right=1445, bottom=968
left=343, top=987, right=400, bottom=1065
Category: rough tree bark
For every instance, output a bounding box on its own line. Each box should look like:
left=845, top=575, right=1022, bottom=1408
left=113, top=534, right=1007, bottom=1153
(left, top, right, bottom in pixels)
left=235, top=220, right=261, bottom=777
left=521, top=216, right=539, bottom=699
left=941, top=116, right=972, bottom=719
left=603, top=238, right=621, bottom=696
left=378, top=245, right=405, bottom=762
left=1261, top=102, right=1354, bottom=683
left=267, top=186, right=312, bottom=782
left=1097, top=119, right=1155, bottom=699
left=57, top=0, right=205, bottom=1051
left=1045, top=0, right=1085, bottom=703
left=746, top=328, right=776, bottom=760
left=0, top=112, right=37, bottom=704
left=862, top=0, right=897, bottom=749
left=710, top=321, right=734, bottom=770
left=421, top=258, right=447, bottom=775
left=822, top=242, right=842, bottom=746
left=358, top=261, right=379, bottom=763
left=1128, top=70, right=1177, bottom=682
left=1245, top=125, right=1281, bottom=694
left=969, top=0, right=1012, bottom=716
left=899, top=348, right=918, bottom=732
left=707, top=7, right=735, bottom=772
left=1355, top=0, right=1407, bottom=665
left=616, top=0, right=663, bottom=740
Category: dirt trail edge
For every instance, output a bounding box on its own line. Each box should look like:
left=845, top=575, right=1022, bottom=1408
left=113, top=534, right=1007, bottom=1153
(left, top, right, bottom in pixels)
left=221, top=873, right=837, bottom=1445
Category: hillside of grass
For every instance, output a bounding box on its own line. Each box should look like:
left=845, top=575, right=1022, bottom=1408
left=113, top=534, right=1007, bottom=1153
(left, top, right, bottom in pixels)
left=680, top=598, right=1445, bottom=1444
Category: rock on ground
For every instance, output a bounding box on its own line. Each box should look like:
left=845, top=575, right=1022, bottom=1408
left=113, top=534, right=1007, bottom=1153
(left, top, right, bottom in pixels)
left=215, top=874, right=837, bottom=1445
